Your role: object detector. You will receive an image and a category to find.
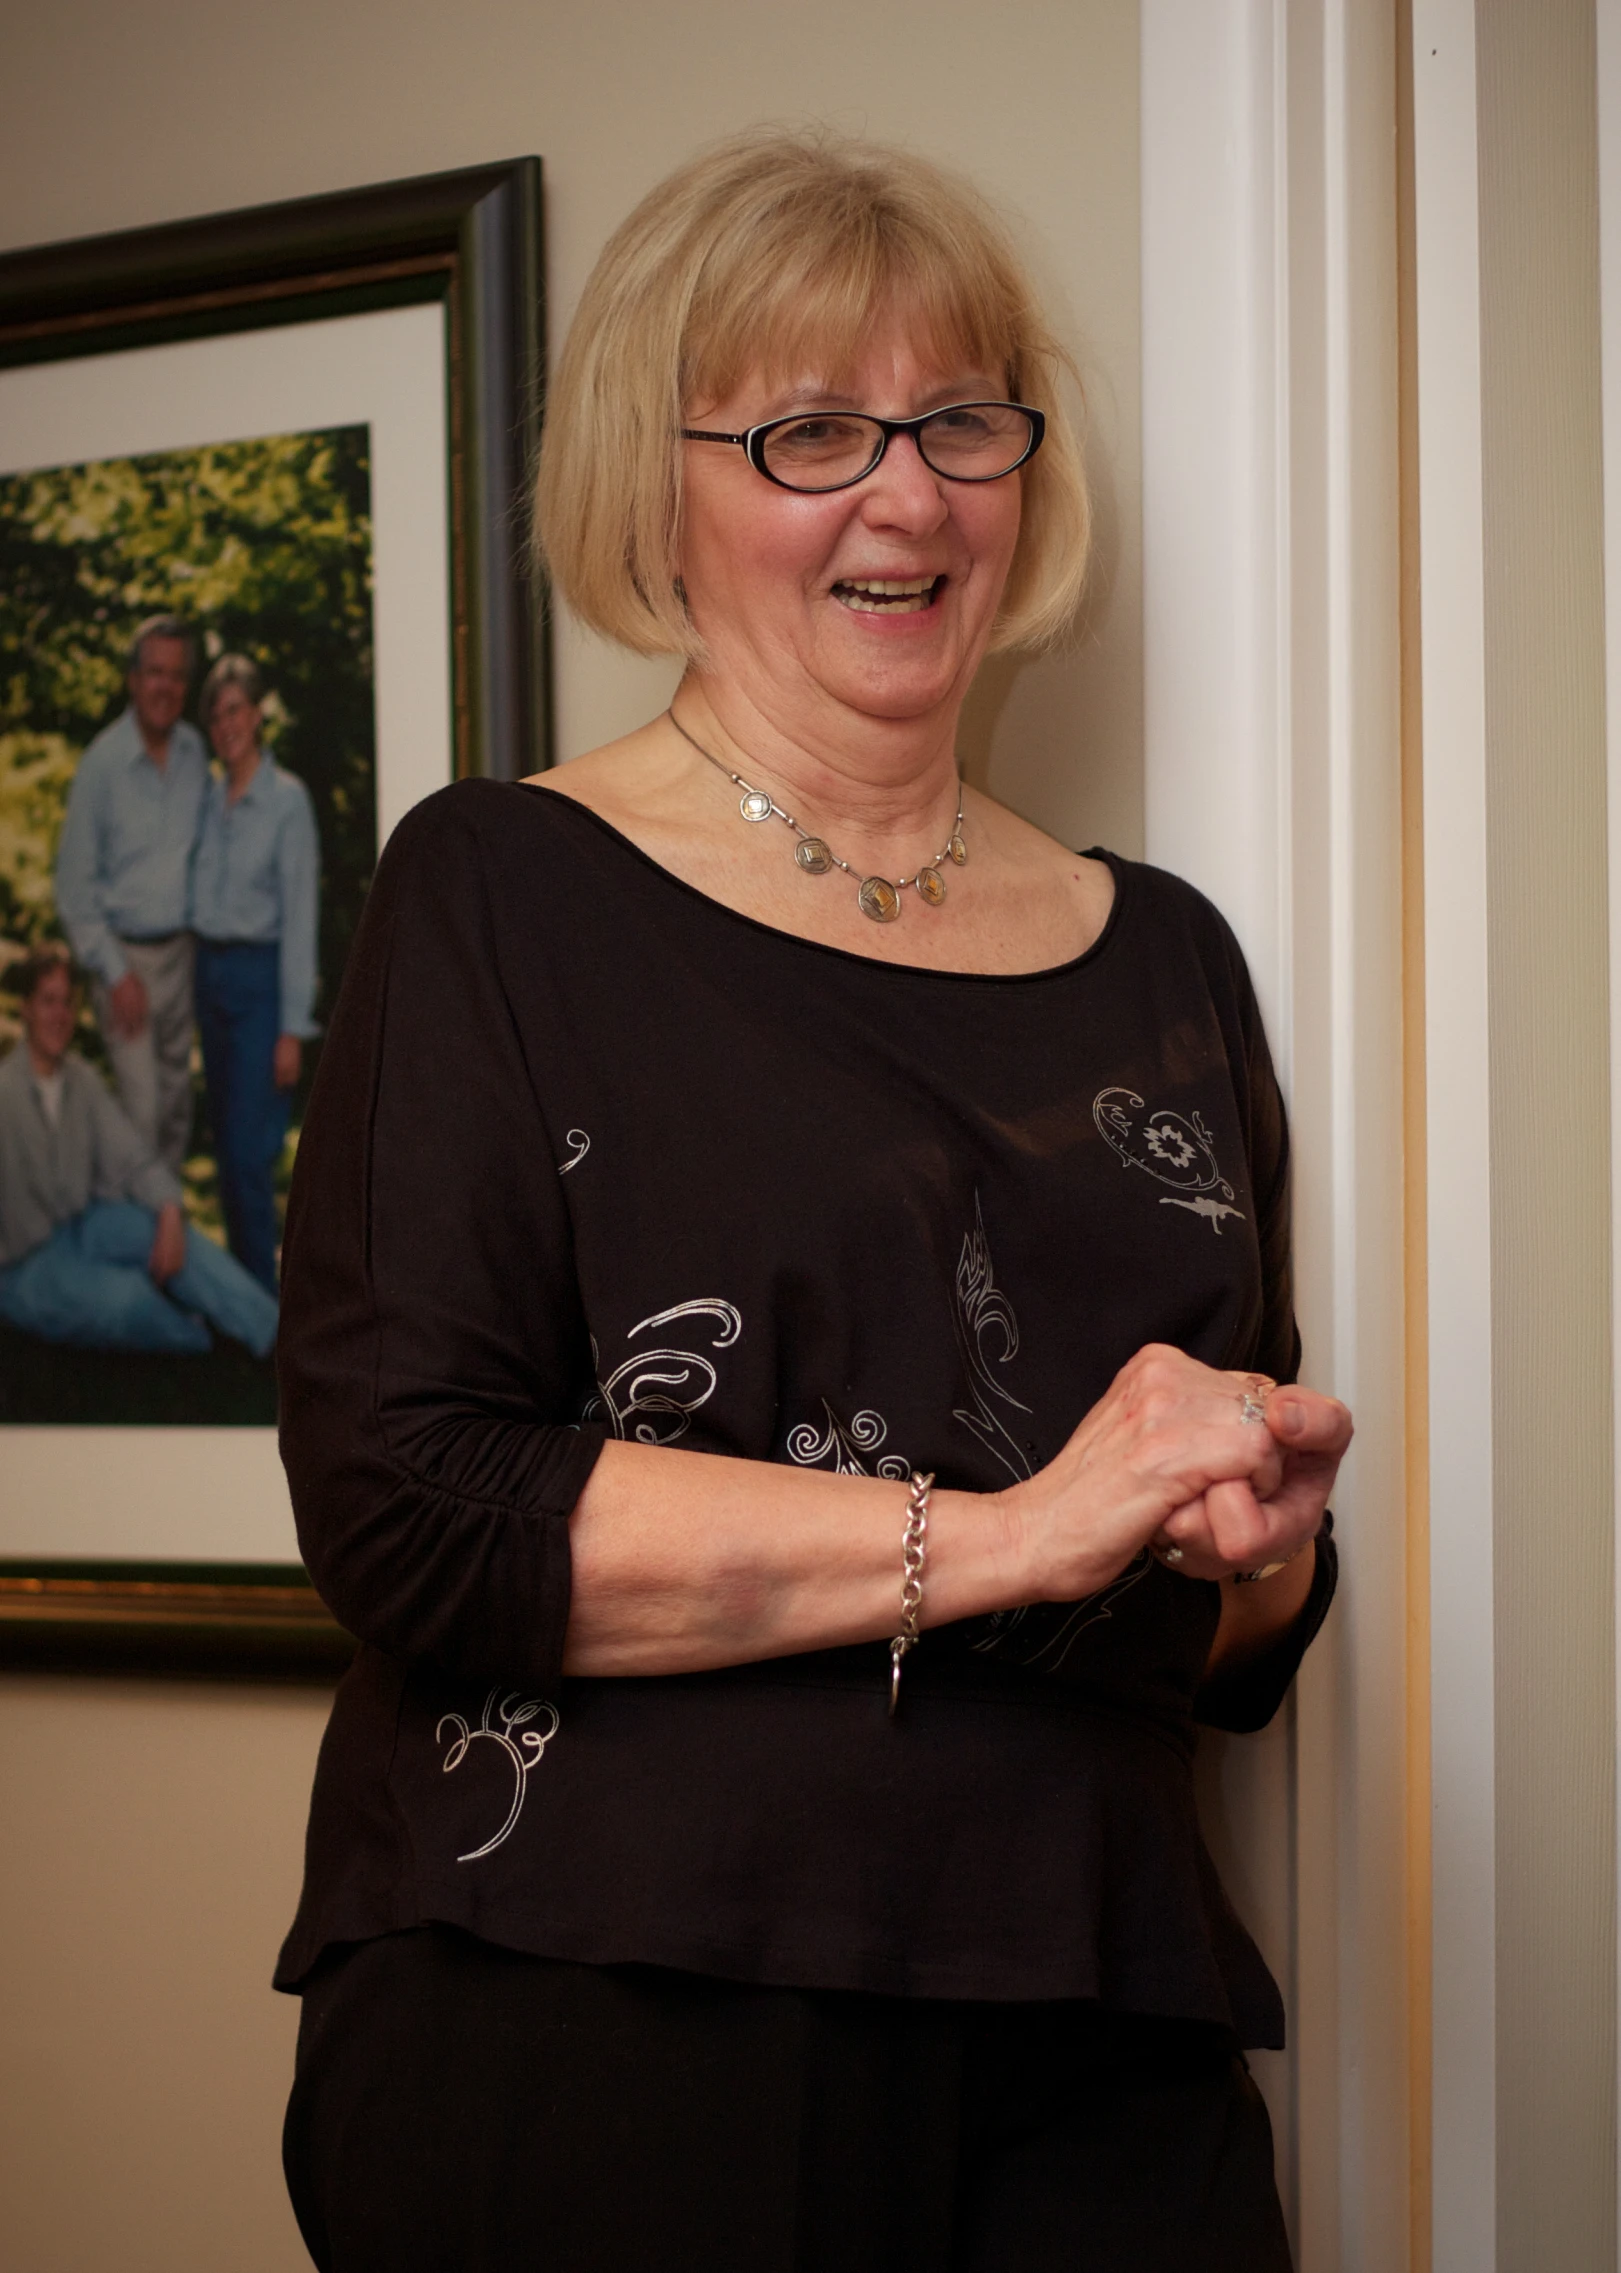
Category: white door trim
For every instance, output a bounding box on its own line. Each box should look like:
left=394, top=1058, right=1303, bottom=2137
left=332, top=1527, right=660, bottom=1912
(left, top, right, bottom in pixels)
left=1141, top=4, right=1408, bottom=2265
left=1408, top=6, right=1497, bottom=2268
left=1594, top=1, right=1621, bottom=2260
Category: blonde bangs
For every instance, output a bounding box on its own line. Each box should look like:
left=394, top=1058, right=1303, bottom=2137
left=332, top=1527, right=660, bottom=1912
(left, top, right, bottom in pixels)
left=536, top=130, right=1091, bottom=663
left=681, top=204, right=1016, bottom=412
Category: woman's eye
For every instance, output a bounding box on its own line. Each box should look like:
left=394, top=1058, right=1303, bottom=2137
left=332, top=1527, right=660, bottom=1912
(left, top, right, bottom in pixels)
left=774, top=417, right=863, bottom=454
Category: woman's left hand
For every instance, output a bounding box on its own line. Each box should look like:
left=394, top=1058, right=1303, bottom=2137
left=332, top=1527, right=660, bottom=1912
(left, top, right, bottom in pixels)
left=273, top=1034, right=302, bottom=1089
left=1151, top=1382, right=1351, bottom=1580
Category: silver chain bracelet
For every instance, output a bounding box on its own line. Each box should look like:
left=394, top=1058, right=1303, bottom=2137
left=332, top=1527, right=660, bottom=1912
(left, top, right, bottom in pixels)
left=888, top=1470, right=934, bottom=1719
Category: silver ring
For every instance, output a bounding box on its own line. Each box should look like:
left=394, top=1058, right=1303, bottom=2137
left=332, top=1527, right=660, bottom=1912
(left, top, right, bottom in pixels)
left=1159, top=1543, right=1185, bottom=1566
left=1239, top=1388, right=1268, bottom=1425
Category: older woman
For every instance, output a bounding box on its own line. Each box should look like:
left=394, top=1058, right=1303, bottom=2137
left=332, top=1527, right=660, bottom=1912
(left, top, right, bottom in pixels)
left=192, top=654, right=319, bottom=1290
left=276, top=133, right=1350, bottom=2273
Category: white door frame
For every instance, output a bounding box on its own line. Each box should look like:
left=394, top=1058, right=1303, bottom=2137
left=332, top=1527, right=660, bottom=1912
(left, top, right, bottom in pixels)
left=1406, top=8, right=1497, bottom=2268
left=1597, top=1, right=1621, bottom=2262
left=1141, top=5, right=1409, bottom=2266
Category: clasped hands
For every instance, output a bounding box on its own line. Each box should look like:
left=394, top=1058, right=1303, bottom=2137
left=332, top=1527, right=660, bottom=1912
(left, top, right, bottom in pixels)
left=1010, top=1345, right=1353, bottom=1598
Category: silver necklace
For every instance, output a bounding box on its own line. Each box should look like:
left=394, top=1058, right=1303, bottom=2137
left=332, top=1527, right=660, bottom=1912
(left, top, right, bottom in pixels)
left=667, top=709, right=967, bottom=924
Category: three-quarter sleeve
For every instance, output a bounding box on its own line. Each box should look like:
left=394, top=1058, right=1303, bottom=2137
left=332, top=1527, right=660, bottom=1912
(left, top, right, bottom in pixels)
left=1225, top=919, right=1302, bottom=1394
left=277, top=788, right=607, bottom=1688
left=1193, top=1516, right=1338, bottom=1732
left=1192, top=901, right=1336, bottom=1730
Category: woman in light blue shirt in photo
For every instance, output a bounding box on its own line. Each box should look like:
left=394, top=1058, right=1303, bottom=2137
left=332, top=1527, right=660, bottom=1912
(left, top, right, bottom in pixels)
left=191, top=654, right=320, bottom=1291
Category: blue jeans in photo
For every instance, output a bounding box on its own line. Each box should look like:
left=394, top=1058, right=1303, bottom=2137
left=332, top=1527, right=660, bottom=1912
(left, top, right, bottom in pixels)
left=0, top=1201, right=278, bottom=1357
left=196, top=938, right=291, bottom=1292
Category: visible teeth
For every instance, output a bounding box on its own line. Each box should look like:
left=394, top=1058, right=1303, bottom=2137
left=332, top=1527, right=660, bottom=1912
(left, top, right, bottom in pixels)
left=833, top=575, right=940, bottom=614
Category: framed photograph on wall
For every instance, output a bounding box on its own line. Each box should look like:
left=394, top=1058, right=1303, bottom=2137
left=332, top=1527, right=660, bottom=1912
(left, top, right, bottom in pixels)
left=0, top=161, right=545, bottom=1671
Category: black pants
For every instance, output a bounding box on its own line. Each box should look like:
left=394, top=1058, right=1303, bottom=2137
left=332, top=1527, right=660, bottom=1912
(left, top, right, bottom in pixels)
left=284, top=1927, right=1292, bottom=2273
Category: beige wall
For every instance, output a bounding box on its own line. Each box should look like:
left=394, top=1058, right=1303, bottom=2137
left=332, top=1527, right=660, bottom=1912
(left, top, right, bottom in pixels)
left=1476, top=0, right=1617, bottom=2263
left=0, top=6, right=1143, bottom=2267
left=0, top=1677, right=330, bottom=2272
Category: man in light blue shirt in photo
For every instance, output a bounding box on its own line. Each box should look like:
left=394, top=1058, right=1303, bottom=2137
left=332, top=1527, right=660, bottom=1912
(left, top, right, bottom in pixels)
left=53, top=615, right=209, bottom=1173
left=192, top=653, right=321, bottom=1291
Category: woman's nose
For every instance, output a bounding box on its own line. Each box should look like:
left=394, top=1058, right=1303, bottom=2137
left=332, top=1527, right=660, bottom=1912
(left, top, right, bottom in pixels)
left=858, top=434, right=950, bottom=535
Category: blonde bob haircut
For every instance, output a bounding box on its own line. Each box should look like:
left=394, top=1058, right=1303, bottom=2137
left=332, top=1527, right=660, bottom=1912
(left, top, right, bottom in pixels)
left=536, top=130, right=1090, bottom=660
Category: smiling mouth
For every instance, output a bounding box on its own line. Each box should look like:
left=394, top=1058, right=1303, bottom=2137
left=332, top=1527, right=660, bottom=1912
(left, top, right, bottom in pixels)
left=831, top=575, right=944, bottom=615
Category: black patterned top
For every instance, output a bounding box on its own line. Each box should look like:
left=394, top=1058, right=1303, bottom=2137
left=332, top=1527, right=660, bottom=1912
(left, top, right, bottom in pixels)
left=273, top=780, right=1335, bottom=2046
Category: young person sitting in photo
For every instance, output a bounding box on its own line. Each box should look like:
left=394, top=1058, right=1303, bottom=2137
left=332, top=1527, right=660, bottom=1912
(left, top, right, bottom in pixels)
left=0, top=947, right=279, bottom=1357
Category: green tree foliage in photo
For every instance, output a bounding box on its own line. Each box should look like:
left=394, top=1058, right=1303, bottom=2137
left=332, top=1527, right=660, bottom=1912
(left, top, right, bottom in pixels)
left=0, top=425, right=376, bottom=1422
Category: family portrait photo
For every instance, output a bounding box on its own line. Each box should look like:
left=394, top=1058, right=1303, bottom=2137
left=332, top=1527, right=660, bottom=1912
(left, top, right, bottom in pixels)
left=0, top=421, right=378, bottom=1426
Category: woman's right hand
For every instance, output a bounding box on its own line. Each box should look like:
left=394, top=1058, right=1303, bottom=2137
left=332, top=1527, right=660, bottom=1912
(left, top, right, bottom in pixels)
left=1001, top=1345, right=1346, bottom=1601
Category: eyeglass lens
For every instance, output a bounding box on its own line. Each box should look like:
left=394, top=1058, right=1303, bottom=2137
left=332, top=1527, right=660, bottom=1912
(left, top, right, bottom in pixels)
left=760, top=405, right=1033, bottom=491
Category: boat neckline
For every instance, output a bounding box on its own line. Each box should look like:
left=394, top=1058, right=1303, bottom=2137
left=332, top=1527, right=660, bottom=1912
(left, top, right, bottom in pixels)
left=510, top=778, right=1130, bottom=986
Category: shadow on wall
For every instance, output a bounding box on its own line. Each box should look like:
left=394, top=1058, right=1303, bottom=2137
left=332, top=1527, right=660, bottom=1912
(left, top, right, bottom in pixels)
left=956, top=405, right=1138, bottom=859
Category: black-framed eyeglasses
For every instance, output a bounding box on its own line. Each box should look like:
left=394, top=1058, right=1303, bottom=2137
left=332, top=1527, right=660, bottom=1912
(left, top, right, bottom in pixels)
left=679, top=400, right=1045, bottom=494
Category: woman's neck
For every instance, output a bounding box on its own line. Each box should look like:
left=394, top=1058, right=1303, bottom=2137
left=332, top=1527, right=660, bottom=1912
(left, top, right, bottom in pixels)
left=675, top=674, right=963, bottom=875
left=224, top=747, right=263, bottom=802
